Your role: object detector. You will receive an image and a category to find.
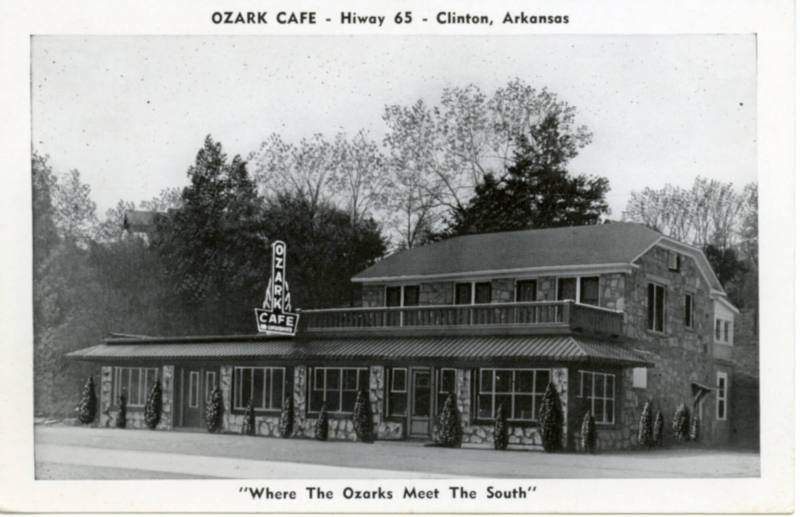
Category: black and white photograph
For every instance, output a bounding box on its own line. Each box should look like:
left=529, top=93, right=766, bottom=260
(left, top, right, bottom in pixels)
left=0, top=1, right=795, bottom=513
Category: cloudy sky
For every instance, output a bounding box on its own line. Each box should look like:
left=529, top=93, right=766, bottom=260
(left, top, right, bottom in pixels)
left=31, top=35, right=756, bottom=219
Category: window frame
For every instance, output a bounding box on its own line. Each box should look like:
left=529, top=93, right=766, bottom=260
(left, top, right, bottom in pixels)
left=647, top=282, right=666, bottom=333
left=307, top=366, right=369, bottom=415
left=112, top=366, right=159, bottom=408
left=668, top=251, right=681, bottom=272
left=436, top=368, right=457, bottom=416
left=556, top=276, right=600, bottom=306
left=385, top=367, right=408, bottom=418
left=515, top=279, right=537, bottom=302
left=232, top=366, right=286, bottom=412
left=716, top=371, right=728, bottom=420
left=578, top=370, right=616, bottom=425
left=474, top=368, right=551, bottom=424
left=714, top=317, right=733, bottom=345
left=684, top=293, right=694, bottom=328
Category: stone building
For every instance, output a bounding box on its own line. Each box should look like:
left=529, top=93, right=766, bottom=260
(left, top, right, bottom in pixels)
left=69, top=222, right=744, bottom=450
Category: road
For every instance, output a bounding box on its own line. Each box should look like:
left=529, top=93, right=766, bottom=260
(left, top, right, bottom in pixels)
left=34, top=424, right=760, bottom=480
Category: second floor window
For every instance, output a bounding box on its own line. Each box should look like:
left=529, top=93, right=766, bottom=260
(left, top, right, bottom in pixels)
left=516, top=280, right=537, bottom=302
left=474, top=282, right=492, bottom=304
left=684, top=294, right=693, bottom=328
left=455, top=283, right=471, bottom=304
left=647, top=283, right=666, bottom=332
left=386, top=286, right=401, bottom=307
left=715, top=318, right=733, bottom=344
left=580, top=277, right=600, bottom=305
left=403, top=285, right=420, bottom=306
left=386, top=285, right=419, bottom=307
left=557, top=278, right=577, bottom=301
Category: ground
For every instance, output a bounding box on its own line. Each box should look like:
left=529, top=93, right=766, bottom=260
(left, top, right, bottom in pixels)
left=34, top=424, right=760, bottom=480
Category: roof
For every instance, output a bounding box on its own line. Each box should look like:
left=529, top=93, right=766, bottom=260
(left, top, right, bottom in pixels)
left=353, top=223, right=662, bottom=281
left=67, top=335, right=651, bottom=367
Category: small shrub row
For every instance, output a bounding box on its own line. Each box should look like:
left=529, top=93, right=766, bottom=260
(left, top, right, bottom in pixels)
left=637, top=401, right=697, bottom=448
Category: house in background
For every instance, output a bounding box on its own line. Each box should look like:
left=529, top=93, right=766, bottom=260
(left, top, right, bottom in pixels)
left=69, top=222, right=746, bottom=450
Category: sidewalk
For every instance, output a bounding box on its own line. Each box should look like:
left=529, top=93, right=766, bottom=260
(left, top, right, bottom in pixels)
left=34, top=424, right=760, bottom=479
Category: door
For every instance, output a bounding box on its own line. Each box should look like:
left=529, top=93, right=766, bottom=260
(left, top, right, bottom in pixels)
left=179, top=366, right=218, bottom=428
left=409, top=368, right=433, bottom=438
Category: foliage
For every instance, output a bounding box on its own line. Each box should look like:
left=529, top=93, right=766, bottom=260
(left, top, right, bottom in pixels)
left=672, top=403, right=691, bottom=442
left=689, top=414, right=700, bottom=442
left=352, top=390, right=373, bottom=443
left=538, top=382, right=563, bottom=452
left=440, top=113, right=609, bottom=237
left=315, top=402, right=329, bottom=441
left=436, top=393, right=462, bottom=448
left=76, top=376, right=97, bottom=425
left=638, top=401, right=653, bottom=448
left=279, top=396, right=294, bottom=438
left=493, top=403, right=508, bottom=451
left=241, top=400, right=256, bottom=436
left=704, top=245, right=749, bottom=289
left=205, top=386, right=224, bottom=433
left=115, top=390, right=127, bottom=428
left=581, top=410, right=597, bottom=453
left=144, top=378, right=162, bottom=430
left=653, top=411, right=664, bottom=447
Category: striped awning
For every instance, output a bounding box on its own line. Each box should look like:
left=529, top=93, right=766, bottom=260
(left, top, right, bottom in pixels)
left=68, top=335, right=651, bottom=367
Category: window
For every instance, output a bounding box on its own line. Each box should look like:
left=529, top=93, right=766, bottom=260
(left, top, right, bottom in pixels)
left=387, top=368, right=407, bottom=417
left=579, top=277, right=600, bottom=306
left=516, top=280, right=537, bottom=302
left=233, top=366, right=285, bottom=411
left=403, top=285, right=420, bottom=306
left=436, top=368, right=456, bottom=415
left=724, top=321, right=730, bottom=343
left=715, top=318, right=733, bottom=344
left=113, top=367, right=159, bottom=407
left=386, top=286, right=401, bottom=307
left=309, top=367, right=369, bottom=414
left=716, top=371, right=727, bottom=420
left=474, top=282, right=492, bottom=304
left=557, top=278, right=576, bottom=301
left=579, top=370, right=616, bottom=424
left=647, top=283, right=666, bottom=332
left=668, top=251, right=681, bottom=271
left=632, top=367, right=647, bottom=389
left=454, top=283, right=472, bottom=305
left=684, top=294, right=693, bottom=328
left=205, top=371, right=217, bottom=404
left=476, top=368, right=550, bottom=422
left=188, top=371, right=200, bottom=408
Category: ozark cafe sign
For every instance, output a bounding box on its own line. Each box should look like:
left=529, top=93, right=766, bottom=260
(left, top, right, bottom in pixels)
left=254, top=240, right=299, bottom=336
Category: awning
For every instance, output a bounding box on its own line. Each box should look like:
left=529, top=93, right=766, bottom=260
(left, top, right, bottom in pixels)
left=68, top=335, right=651, bottom=367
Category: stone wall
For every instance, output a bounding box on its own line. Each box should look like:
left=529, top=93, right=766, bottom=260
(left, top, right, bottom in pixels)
left=420, top=282, right=454, bottom=305
left=537, top=277, right=556, bottom=301
left=361, top=285, right=384, bottom=307
left=491, top=278, right=515, bottom=303
left=100, top=364, right=174, bottom=430
left=599, top=274, right=626, bottom=312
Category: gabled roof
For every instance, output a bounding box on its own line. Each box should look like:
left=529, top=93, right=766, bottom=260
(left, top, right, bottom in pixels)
left=354, top=223, right=662, bottom=282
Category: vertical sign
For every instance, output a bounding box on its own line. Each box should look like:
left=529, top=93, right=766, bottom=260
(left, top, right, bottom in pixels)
left=254, top=240, right=299, bottom=335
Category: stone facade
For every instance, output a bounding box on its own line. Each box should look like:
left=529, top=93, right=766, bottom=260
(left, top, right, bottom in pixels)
left=420, top=282, right=454, bottom=305
left=491, top=278, right=515, bottom=303
left=361, top=285, right=384, bottom=307
left=100, top=364, right=175, bottom=430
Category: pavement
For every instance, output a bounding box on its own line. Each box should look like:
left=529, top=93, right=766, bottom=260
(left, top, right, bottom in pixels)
left=34, top=424, right=760, bottom=480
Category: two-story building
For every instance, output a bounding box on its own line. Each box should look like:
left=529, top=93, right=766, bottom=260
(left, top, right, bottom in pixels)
left=68, top=222, right=740, bottom=450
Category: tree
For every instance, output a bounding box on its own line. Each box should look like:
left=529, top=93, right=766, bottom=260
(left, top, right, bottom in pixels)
left=493, top=403, right=508, bottom=450
left=115, top=390, right=127, bottom=428
left=76, top=376, right=97, bottom=424
left=689, top=413, right=700, bottom=442
left=241, top=400, right=256, bottom=435
left=653, top=411, right=664, bottom=447
left=672, top=403, right=691, bottom=442
left=279, top=396, right=294, bottom=438
left=144, top=378, right=162, bottom=430
left=51, top=168, right=99, bottom=245
left=205, top=386, right=224, bottom=433
left=581, top=410, right=597, bottom=453
left=315, top=402, right=329, bottom=441
left=436, top=393, right=462, bottom=448
left=638, top=401, right=654, bottom=448
left=538, top=382, right=563, bottom=452
left=441, top=113, right=608, bottom=237
left=352, top=390, right=373, bottom=442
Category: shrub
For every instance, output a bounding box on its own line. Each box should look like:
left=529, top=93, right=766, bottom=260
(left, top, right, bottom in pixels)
left=241, top=400, right=256, bottom=436
left=581, top=410, right=597, bottom=453
left=279, top=395, right=294, bottom=438
left=653, top=411, right=664, bottom=446
left=436, top=393, right=462, bottom=448
left=76, top=376, right=97, bottom=425
left=493, top=403, right=508, bottom=451
left=672, top=403, right=691, bottom=442
left=205, top=386, right=224, bottom=433
left=539, top=382, right=563, bottom=452
left=115, top=390, right=127, bottom=429
left=144, top=378, right=162, bottom=430
left=689, top=413, right=700, bottom=441
left=352, top=390, right=373, bottom=442
left=638, top=401, right=653, bottom=447
left=315, top=402, right=329, bottom=441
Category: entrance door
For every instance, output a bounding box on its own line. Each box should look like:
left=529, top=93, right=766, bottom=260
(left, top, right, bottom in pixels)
left=409, top=368, right=432, bottom=438
left=179, top=366, right=218, bottom=428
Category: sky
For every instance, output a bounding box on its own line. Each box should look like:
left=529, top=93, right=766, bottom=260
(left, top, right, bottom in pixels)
left=31, top=35, right=757, bottom=219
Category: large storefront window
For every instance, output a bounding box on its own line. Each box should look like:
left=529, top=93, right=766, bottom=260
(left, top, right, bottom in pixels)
left=476, top=368, right=550, bottom=422
left=232, top=366, right=285, bottom=411
left=113, top=366, right=159, bottom=407
left=309, top=367, right=369, bottom=414
left=579, top=370, right=616, bottom=424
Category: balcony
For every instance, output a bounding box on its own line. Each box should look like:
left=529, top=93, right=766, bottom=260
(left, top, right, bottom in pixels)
left=299, top=300, right=623, bottom=338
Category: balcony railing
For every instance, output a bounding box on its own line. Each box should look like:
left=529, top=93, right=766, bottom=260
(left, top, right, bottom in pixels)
left=299, top=300, right=623, bottom=337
